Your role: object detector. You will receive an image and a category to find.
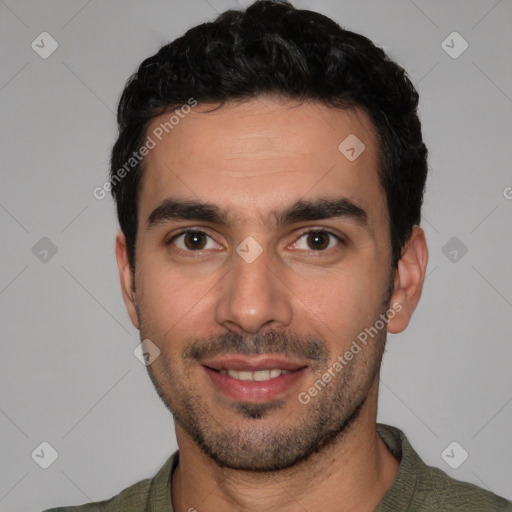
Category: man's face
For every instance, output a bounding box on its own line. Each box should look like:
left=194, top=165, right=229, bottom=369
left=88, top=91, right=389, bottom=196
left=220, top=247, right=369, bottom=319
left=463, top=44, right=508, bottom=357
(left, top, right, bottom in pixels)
left=120, top=97, right=402, bottom=471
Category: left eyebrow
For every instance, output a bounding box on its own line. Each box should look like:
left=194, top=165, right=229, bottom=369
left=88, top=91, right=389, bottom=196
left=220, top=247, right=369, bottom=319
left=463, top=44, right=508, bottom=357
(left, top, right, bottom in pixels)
left=146, top=196, right=369, bottom=231
left=275, top=197, right=368, bottom=229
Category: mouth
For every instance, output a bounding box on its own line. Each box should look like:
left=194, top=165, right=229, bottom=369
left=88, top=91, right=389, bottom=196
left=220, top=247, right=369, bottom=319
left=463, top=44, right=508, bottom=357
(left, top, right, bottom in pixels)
left=215, top=368, right=291, bottom=381
left=201, top=355, right=309, bottom=403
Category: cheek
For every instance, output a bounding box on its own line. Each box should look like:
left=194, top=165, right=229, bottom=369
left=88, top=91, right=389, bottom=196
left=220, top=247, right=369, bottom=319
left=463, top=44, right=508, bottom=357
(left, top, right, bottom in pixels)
left=286, top=265, right=377, bottom=333
left=136, top=260, right=220, bottom=339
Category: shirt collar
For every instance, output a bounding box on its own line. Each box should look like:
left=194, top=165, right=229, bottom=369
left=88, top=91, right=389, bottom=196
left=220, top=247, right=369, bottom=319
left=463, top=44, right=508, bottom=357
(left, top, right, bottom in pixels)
left=146, top=449, right=179, bottom=511
left=375, top=423, right=426, bottom=511
left=144, top=423, right=421, bottom=511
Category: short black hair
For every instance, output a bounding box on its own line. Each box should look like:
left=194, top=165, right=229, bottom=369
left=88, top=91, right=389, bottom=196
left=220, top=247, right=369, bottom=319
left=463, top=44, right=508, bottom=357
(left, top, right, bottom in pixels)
left=110, top=0, right=427, bottom=271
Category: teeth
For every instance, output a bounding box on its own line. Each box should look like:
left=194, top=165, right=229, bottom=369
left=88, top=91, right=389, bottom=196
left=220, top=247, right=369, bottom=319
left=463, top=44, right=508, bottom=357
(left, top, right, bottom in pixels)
left=237, top=370, right=253, bottom=381
left=222, top=369, right=290, bottom=381
left=253, top=370, right=271, bottom=381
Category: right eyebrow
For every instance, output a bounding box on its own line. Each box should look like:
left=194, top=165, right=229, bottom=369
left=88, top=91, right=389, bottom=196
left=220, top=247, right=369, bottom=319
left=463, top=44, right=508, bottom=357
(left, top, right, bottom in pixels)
left=146, top=199, right=229, bottom=230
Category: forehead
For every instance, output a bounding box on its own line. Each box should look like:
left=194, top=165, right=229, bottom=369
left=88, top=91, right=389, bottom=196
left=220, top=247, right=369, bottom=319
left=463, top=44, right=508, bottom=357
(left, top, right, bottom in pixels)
left=138, top=97, right=385, bottom=229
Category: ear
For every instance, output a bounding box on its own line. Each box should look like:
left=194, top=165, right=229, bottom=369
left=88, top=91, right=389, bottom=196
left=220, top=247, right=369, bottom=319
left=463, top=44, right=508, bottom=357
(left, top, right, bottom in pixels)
left=387, top=226, right=428, bottom=334
left=115, top=231, right=139, bottom=329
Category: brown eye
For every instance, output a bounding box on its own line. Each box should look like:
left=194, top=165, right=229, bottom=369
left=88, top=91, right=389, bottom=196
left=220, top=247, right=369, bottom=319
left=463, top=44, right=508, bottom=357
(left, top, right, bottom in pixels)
left=183, top=232, right=207, bottom=250
left=306, top=231, right=331, bottom=250
left=170, top=230, right=221, bottom=252
left=291, top=230, right=342, bottom=252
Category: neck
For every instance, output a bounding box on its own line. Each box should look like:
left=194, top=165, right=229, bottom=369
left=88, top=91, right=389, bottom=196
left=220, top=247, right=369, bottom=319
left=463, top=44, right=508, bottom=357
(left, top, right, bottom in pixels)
left=171, top=380, right=399, bottom=512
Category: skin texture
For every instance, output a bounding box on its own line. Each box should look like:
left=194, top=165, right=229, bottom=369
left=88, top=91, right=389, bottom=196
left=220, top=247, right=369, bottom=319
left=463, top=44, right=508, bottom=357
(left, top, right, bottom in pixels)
left=116, top=96, right=428, bottom=512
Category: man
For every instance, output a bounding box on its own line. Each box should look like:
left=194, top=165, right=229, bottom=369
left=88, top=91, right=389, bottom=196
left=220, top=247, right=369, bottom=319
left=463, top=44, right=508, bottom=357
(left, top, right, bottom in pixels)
left=45, top=1, right=512, bottom=511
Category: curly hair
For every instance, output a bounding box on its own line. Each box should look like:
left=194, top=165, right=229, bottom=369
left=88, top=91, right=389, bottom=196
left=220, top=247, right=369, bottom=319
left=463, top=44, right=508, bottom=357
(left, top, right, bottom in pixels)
left=110, top=0, right=428, bottom=271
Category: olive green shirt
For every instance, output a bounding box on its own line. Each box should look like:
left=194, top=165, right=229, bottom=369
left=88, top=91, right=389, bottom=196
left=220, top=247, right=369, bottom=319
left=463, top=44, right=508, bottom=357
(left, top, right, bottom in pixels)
left=44, top=423, right=512, bottom=511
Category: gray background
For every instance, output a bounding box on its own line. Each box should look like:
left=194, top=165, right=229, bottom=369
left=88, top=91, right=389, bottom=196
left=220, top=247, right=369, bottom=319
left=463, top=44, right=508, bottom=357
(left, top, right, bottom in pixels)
left=1, top=0, right=511, bottom=510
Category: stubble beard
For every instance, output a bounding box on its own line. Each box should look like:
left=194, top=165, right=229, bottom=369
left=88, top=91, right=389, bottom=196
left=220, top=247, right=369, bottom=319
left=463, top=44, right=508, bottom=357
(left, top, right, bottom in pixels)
left=142, top=310, right=389, bottom=472
left=136, top=270, right=395, bottom=472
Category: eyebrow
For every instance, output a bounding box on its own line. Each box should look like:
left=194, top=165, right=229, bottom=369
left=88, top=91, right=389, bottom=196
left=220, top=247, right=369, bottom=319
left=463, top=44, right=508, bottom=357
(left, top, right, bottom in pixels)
left=276, top=197, right=368, bottom=228
left=147, top=196, right=369, bottom=231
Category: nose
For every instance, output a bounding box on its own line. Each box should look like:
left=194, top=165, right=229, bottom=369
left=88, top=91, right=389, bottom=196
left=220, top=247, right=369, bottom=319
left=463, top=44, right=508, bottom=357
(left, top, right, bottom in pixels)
left=214, top=247, right=293, bottom=335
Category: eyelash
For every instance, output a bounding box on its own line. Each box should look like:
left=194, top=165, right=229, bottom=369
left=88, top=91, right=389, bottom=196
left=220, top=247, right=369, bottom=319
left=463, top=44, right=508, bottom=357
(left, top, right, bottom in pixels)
left=292, top=228, right=345, bottom=252
left=166, top=227, right=345, bottom=255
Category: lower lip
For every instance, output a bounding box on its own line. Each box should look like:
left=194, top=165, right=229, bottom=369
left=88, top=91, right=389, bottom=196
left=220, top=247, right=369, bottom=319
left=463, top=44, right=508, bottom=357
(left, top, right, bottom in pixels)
left=202, top=366, right=308, bottom=403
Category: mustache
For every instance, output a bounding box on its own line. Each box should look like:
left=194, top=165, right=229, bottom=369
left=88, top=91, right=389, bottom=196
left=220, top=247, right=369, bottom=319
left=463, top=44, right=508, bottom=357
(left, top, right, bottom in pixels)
left=183, top=331, right=329, bottom=368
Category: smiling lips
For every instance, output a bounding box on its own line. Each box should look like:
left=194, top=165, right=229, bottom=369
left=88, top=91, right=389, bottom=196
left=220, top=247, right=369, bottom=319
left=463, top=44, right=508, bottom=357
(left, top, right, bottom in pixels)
left=219, top=368, right=289, bottom=381
left=202, top=355, right=309, bottom=402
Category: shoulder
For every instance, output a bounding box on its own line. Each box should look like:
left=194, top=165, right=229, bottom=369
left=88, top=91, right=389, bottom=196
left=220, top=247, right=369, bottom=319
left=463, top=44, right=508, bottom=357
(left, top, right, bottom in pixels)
left=418, top=464, right=512, bottom=511
left=42, top=477, right=152, bottom=512
left=41, top=451, right=178, bottom=512
left=376, top=423, right=512, bottom=511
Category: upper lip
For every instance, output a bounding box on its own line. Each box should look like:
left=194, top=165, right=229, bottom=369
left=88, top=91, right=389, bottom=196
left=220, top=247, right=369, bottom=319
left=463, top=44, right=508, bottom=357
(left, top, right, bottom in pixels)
left=201, top=355, right=308, bottom=372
